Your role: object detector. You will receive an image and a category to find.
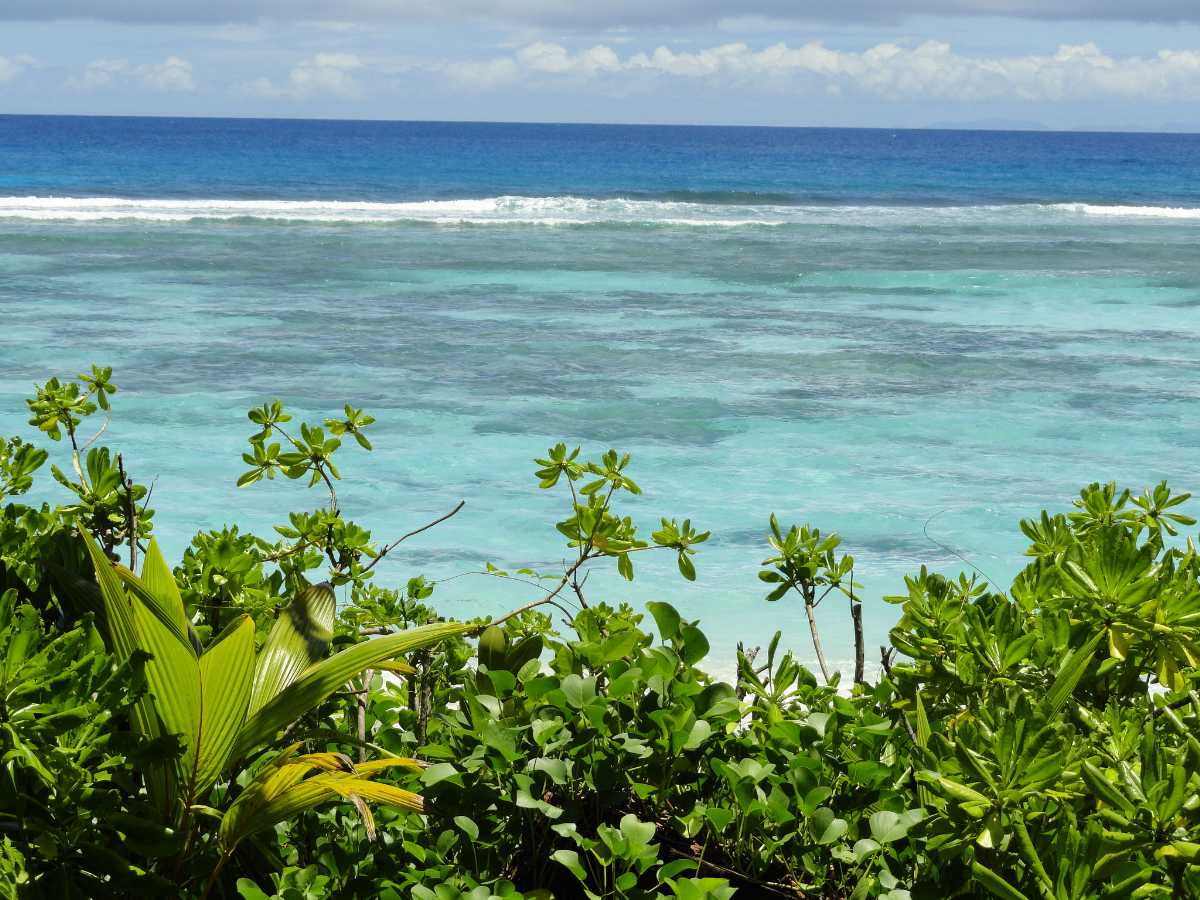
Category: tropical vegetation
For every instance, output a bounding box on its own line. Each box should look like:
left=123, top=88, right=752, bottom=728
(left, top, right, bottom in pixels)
left=3, top=368, right=1200, bottom=898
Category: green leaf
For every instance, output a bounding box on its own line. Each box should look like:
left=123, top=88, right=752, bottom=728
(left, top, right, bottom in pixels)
left=80, top=529, right=171, bottom=810
left=808, top=807, right=848, bottom=845
left=247, top=583, right=336, bottom=719
left=454, top=816, right=479, bottom=842
left=421, top=763, right=461, bottom=787
left=970, top=861, right=1031, bottom=900
left=80, top=529, right=139, bottom=666
left=195, top=615, right=256, bottom=795
left=1038, top=630, right=1103, bottom=718
left=679, top=624, right=709, bottom=665
left=477, top=625, right=507, bottom=671
left=551, top=850, right=588, bottom=884
left=869, top=811, right=904, bottom=843
left=646, top=601, right=681, bottom=642
left=132, top=588, right=202, bottom=805
left=233, top=621, right=471, bottom=759
left=236, top=878, right=272, bottom=900
left=132, top=538, right=195, bottom=650
left=1081, top=761, right=1136, bottom=817
left=560, top=674, right=596, bottom=709
left=853, top=838, right=881, bottom=861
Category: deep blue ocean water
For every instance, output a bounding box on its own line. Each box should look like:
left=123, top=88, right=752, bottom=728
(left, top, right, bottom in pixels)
left=3, top=114, right=1200, bottom=676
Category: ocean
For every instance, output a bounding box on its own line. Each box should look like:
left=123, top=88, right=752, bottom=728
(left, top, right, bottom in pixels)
left=2, top=114, right=1200, bottom=677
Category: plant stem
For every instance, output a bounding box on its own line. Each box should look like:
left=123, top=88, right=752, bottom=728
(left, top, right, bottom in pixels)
left=851, top=602, right=865, bottom=686
left=804, top=599, right=832, bottom=684
left=200, top=850, right=231, bottom=900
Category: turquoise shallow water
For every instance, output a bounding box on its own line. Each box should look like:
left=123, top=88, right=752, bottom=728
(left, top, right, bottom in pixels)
left=3, top=117, right=1200, bottom=676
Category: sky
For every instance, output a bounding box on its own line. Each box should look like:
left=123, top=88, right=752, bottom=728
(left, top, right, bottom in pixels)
left=4, top=2, right=1200, bottom=129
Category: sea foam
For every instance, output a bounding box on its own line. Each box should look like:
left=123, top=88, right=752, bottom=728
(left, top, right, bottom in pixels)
left=1050, top=202, right=1200, bottom=219
left=1, top=195, right=1198, bottom=227
left=0, top=195, right=787, bottom=227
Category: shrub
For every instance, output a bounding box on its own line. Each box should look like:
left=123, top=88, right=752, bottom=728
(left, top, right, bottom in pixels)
left=3, top=368, right=1200, bottom=899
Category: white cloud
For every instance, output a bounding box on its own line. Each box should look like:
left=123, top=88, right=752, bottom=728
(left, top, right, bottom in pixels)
left=241, top=52, right=364, bottom=100
left=143, top=56, right=196, bottom=92
left=67, top=56, right=194, bottom=92
left=517, top=42, right=622, bottom=75
left=460, top=39, right=1200, bottom=103
left=0, top=54, right=34, bottom=84
left=443, top=57, right=521, bottom=89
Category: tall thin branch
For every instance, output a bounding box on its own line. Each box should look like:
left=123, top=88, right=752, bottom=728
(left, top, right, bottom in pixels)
left=804, top=597, right=833, bottom=684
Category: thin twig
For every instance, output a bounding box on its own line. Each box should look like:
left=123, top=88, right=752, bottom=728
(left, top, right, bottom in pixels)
left=79, top=413, right=111, bottom=452
left=486, top=554, right=591, bottom=629
left=117, top=454, right=138, bottom=570
left=359, top=500, right=466, bottom=575
left=923, top=508, right=998, bottom=589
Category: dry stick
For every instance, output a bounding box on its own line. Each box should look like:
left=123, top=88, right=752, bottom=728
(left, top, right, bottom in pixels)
left=851, top=602, right=866, bottom=686
left=417, top=653, right=433, bottom=744
left=359, top=500, right=466, bottom=576
left=850, top=565, right=865, bottom=686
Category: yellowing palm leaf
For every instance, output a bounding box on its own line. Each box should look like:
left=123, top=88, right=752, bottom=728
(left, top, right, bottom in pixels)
left=218, top=745, right=424, bottom=852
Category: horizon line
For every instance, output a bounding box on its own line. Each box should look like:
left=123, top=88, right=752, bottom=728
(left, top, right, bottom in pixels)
left=1, top=110, right=1198, bottom=137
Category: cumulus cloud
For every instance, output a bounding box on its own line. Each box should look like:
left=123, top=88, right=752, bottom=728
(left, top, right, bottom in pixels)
left=466, top=39, right=1200, bottom=103
left=442, top=57, right=521, bottom=89
left=240, top=52, right=364, bottom=100
left=0, top=54, right=34, bottom=84
left=67, top=56, right=195, bottom=92
left=3, top=0, right=1200, bottom=26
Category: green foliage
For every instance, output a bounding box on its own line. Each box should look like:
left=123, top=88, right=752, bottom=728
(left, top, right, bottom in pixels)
left=5, top=369, right=1200, bottom=899
left=0, top=587, right=178, bottom=897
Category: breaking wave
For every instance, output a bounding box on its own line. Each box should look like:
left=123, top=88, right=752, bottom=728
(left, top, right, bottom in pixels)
left=1, top=195, right=1198, bottom=227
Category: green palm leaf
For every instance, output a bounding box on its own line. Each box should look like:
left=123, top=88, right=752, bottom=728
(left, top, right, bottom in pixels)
left=79, top=528, right=138, bottom=663
left=195, top=614, right=256, bottom=796
left=132, top=593, right=202, bottom=798
left=131, top=538, right=195, bottom=649
left=246, top=582, right=335, bottom=718
left=80, top=529, right=172, bottom=808
left=232, top=620, right=472, bottom=760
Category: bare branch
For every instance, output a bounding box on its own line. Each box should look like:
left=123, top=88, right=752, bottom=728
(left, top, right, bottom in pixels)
left=360, top=500, right=466, bottom=575
left=485, top=552, right=593, bottom=630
